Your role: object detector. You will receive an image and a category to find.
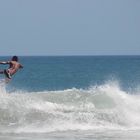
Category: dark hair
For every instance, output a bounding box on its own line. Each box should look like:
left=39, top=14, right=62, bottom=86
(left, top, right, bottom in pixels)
left=12, top=56, right=18, bottom=61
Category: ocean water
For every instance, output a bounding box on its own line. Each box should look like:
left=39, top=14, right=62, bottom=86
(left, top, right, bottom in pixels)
left=0, top=56, right=140, bottom=140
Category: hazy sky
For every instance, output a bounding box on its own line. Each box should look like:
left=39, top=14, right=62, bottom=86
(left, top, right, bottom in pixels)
left=0, top=0, right=140, bottom=56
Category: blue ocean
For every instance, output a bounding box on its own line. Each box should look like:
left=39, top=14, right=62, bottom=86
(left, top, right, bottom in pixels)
left=0, top=56, right=140, bottom=140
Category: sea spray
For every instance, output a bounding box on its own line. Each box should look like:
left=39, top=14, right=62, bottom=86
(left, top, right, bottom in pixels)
left=0, top=82, right=140, bottom=133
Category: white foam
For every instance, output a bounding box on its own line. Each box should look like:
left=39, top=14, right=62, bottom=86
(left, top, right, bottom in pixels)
left=0, top=81, right=140, bottom=133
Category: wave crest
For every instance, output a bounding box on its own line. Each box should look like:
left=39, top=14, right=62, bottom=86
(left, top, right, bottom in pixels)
left=0, top=81, right=140, bottom=133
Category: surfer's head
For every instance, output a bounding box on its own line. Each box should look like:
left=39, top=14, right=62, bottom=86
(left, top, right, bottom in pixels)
left=12, top=56, right=18, bottom=61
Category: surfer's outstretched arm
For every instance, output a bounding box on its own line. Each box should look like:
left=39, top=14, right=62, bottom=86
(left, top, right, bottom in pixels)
left=0, top=61, right=10, bottom=65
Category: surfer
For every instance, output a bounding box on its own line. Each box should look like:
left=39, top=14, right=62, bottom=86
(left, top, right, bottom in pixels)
left=0, top=56, right=23, bottom=80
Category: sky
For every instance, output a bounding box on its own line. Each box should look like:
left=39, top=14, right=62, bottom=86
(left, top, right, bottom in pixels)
left=0, top=0, right=140, bottom=56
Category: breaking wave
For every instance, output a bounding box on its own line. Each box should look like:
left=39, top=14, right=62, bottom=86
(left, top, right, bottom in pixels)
left=0, top=81, right=140, bottom=133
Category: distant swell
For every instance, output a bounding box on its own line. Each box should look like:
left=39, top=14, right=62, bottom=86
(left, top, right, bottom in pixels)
left=0, top=81, right=140, bottom=133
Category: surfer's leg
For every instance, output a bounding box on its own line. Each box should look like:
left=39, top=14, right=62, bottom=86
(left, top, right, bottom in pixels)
left=4, top=69, right=12, bottom=79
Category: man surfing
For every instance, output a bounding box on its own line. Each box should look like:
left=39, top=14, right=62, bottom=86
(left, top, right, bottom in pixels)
left=0, top=56, right=23, bottom=81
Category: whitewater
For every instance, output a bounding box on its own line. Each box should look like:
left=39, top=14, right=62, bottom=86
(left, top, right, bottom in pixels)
left=1, top=81, right=140, bottom=140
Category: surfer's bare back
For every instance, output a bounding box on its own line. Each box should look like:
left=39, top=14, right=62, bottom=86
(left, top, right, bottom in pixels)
left=0, top=56, right=23, bottom=80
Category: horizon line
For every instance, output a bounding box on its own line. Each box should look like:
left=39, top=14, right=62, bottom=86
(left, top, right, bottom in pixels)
left=0, top=54, right=140, bottom=57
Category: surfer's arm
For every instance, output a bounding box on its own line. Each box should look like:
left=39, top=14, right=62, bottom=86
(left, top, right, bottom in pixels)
left=20, top=64, right=23, bottom=69
left=0, top=61, right=10, bottom=65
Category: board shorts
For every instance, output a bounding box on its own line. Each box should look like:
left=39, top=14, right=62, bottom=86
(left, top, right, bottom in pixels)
left=4, top=69, right=12, bottom=79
